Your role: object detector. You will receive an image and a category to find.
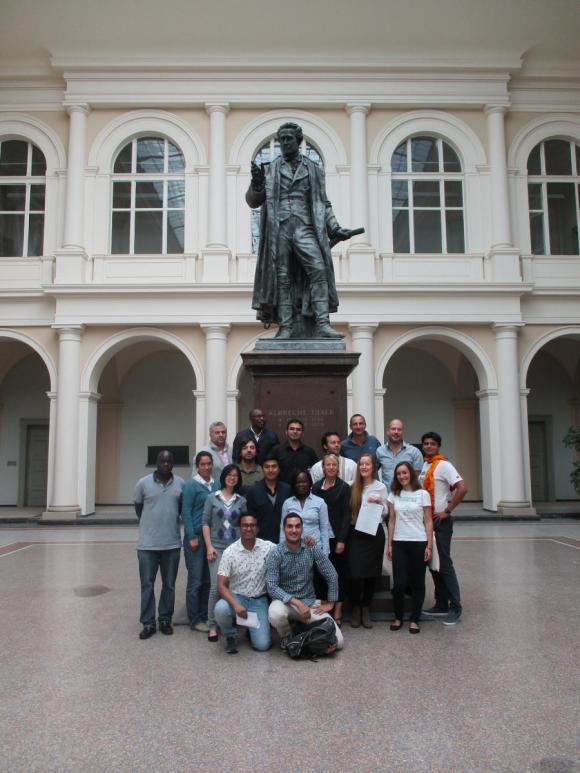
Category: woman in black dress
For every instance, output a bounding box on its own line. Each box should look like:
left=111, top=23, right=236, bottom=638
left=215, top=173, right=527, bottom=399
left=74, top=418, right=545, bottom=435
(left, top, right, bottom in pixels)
left=312, top=453, right=351, bottom=626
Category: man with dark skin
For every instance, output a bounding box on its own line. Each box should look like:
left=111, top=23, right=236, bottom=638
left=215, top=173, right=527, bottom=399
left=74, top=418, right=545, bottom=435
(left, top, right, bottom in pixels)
left=232, top=408, right=279, bottom=465
left=134, top=450, right=185, bottom=639
left=247, top=122, right=351, bottom=339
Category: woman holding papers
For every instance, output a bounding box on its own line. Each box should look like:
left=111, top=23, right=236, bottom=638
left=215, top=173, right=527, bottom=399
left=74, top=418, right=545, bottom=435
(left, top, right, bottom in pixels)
left=387, top=461, right=433, bottom=634
left=312, top=453, right=351, bottom=626
left=347, top=453, right=388, bottom=629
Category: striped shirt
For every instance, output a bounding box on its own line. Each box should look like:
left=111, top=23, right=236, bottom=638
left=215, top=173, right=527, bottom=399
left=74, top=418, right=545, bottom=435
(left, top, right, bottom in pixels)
left=265, top=541, right=338, bottom=606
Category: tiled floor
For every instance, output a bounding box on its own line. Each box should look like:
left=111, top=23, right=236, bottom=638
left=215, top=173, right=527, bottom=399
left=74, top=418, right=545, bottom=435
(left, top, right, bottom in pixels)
left=1, top=520, right=579, bottom=772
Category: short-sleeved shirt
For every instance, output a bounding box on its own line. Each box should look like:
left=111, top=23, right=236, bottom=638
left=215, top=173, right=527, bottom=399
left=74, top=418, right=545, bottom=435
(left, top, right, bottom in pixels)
left=419, top=459, right=463, bottom=513
left=134, top=473, right=185, bottom=551
left=387, top=489, right=431, bottom=541
left=376, top=442, right=424, bottom=490
left=340, top=432, right=381, bottom=462
left=217, top=538, right=275, bottom=597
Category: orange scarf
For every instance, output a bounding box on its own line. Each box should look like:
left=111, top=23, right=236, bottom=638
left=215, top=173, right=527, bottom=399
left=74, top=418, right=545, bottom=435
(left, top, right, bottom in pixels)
left=423, top=455, right=447, bottom=509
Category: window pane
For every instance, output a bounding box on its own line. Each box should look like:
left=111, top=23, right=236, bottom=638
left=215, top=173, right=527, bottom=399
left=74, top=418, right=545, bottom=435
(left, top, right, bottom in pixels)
left=114, top=143, right=133, bottom=173
left=304, top=143, right=323, bottom=167
left=31, top=145, right=46, bottom=176
left=136, top=138, right=165, bottom=173
left=167, top=180, right=185, bottom=209
left=414, top=210, right=442, bottom=252
left=391, top=180, right=409, bottom=208
left=576, top=145, right=580, bottom=175
left=135, top=211, right=162, bottom=253
left=27, top=213, right=44, bottom=256
left=443, top=143, right=461, bottom=172
left=392, top=209, right=410, bottom=253
left=251, top=210, right=261, bottom=254
left=167, top=210, right=184, bottom=253
left=168, top=142, right=184, bottom=172
left=411, top=137, right=439, bottom=173
left=444, top=181, right=463, bottom=207
left=413, top=180, right=440, bottom=207
left=527, top=144, right=541, bottom=175
left=391, top=141, right=407, bottom=172
left=445, top=210, right=465, bottom=253
left=0, top=140, right=28, bottom=175
left=254, top=143, right=271, bottom=165
left=0, top=184, right=26, bottom=211
left=135, top=181, right=163, bottom=208
left=0, top=213, right=24, bottom=255
left=30, top=184, right=45, bottom=211
left=547, top=182, right=579, bottom=254
left=111, top=211, right=130, bottom=254
left=528, top=183, right=543, bottom=211
left=529, top=212, right=545, bottom=255
left=544, top=139, right=572, bottom=175
left=113, top=181, right=131, bottom=209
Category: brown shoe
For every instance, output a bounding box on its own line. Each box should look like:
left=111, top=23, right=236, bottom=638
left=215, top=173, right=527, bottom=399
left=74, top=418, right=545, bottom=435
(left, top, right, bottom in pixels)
left=361, top=607, right=373, bottom=628
left=350, top=605, right=361, bottom=628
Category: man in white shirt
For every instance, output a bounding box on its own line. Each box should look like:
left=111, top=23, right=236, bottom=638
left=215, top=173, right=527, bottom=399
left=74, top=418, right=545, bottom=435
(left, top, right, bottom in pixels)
left=419, top=431, right=468, bottom=626
left=310, top=431, right=356, bottom=484
left=214, top=512, right=275, bottom=653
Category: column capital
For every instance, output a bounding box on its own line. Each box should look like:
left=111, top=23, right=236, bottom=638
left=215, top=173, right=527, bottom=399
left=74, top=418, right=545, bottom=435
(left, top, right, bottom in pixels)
left=65, top=103, right=90, bottom=117
left=205, top=102, right=230, bottom=116
left=52, top=324, right=85, bottom=340
left=200, top=323, right=231, bottom=337
left=346, top=102, right=371, bottom=116
left=493, top=322, right=525, bottom=336
left=79, top=391, right=101, bottom=403
left=475, top=388, right=498, bottom=399
left=348, top=323, right=378, bottom=335
left=484, top=104, right=509, bottom=117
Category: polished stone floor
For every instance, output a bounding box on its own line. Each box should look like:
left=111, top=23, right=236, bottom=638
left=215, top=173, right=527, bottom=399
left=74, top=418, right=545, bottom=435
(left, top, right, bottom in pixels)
left=1, top=520, right=579, bottom=773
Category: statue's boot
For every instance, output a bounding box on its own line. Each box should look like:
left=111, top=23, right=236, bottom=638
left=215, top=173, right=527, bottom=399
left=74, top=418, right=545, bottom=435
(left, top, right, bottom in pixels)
left=275, top=302, right=294, bottom=339
left=311, top=282, right=344, bottom=339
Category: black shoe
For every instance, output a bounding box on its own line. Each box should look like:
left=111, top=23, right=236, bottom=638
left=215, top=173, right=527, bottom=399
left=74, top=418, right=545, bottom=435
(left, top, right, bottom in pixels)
left=159, top=620, right=173, bottom=635
left=225, top=636, right=238, bottom=654
left=139, top=626, right=156, bottom=640
left=421, top=606, right=449, bottom=618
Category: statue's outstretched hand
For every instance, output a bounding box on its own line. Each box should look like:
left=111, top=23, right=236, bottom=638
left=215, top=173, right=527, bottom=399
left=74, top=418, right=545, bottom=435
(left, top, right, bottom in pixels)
left=251, top=162, right=265, bottom=188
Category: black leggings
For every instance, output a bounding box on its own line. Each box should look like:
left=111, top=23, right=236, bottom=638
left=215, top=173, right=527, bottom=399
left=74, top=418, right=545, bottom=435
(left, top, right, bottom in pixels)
left=349, top=577, right=376, bottom=608
left=392, top=540, right=427, bottom=623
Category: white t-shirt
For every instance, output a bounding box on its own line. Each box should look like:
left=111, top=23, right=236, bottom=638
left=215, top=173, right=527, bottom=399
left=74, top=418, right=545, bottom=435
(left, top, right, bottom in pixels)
left=419, top=460, right=463, bottom=513
left=387, top=489, right=431, bottom=541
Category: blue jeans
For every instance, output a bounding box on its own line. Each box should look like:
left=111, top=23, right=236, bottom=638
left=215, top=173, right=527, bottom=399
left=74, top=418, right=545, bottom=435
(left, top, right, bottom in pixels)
left=137, top=548, right=180, bottom=627
left=430, top=517, right=462, bottom=613
left=183, top=536, right=210, bottom=626
left=214, top=594, right=271, bottom=651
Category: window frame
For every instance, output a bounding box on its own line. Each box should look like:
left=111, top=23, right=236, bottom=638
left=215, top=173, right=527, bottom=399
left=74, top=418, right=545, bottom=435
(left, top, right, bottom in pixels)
left=0, top=139, right=46, bottom=258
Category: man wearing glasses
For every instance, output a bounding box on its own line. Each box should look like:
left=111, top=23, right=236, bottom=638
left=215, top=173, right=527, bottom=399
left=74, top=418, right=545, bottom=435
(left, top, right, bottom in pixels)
left=214, top=512, right=275, bottom=654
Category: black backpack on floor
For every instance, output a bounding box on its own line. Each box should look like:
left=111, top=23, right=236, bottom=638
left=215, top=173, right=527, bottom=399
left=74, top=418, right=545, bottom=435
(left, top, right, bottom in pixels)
left=285, top=617, right=338, bottom=660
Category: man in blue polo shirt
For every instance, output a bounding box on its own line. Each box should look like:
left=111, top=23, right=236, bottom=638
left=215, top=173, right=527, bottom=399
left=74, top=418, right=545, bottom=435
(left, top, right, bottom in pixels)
left=376, top=418, right=423, bottom=489
left=134, top=450, right=184, bottom=640
left=340, top=413, right=381, bottom=462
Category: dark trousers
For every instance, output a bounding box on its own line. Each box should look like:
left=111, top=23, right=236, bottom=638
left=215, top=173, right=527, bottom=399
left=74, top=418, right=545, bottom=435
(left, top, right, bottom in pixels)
left=313, top=540, right=348, bottom=602
left=137, top=548, right=180, bottom=627
left=183, top=536, right=210, bottom=627
left=392, top=540, right=427, bottom=623
left=349, top=577, right=376, bottom=608
left=430, top=517, right=462, bottom=613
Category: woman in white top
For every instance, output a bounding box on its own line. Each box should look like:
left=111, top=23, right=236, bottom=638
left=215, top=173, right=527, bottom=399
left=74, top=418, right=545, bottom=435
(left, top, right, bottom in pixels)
left=347, top=453, right=388, bottom=630
left=387, top=461, right=433, bottom=634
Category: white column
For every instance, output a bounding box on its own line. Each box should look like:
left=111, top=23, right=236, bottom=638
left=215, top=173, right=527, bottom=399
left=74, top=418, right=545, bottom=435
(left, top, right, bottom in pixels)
left=202, top=103, right=231, bottom=282
left=494, top=324, right=535, bottom=513
left=475, top=388, right=501, bottom=511
left=346, top=103, right=375, bottom=282
left=78, top=391, right=100, bottom=515
left=484, top=104, right=520, bottom=281
left=43, top=325, right=84, bottom=519
left=349, top=323, right=377, bottom=430
left=201, top=324, right=230, bottom=429
left=55, top=104, right=90, bottom=284
left=193, top=389, right=206, bottom=452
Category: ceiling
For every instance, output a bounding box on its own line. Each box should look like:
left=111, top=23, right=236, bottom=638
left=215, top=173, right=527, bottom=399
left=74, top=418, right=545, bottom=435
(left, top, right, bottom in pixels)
left=1, top=0, right=579, bottom=75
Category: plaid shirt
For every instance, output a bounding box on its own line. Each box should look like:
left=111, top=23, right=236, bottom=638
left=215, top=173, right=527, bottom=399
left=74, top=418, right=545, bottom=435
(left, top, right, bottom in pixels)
left=265, top=541, right=338, bottom=606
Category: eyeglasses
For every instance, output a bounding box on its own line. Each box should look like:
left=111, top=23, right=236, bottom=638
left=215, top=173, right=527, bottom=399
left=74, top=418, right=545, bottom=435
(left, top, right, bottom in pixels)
left=240, top=523, right=258, bottom=529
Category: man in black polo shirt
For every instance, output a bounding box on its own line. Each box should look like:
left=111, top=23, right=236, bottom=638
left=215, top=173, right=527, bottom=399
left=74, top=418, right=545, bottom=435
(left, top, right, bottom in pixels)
left=270, top=418, right=318, bottom=483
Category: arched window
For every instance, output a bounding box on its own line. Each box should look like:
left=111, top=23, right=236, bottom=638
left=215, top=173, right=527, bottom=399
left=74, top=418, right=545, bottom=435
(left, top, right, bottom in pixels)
left=111, top=136, right=185, bottom=255
left=527, top=139, right=580, bottom=255
left=391, top=136, right=465, bottom=254
left=0, top=139, right=46, bottom=257
left=250, top=136, right=323, bottom=254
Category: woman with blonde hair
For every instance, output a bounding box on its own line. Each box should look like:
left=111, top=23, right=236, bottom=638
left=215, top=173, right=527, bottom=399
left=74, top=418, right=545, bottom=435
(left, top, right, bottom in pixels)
left=347, top=453, right=388, bottom=629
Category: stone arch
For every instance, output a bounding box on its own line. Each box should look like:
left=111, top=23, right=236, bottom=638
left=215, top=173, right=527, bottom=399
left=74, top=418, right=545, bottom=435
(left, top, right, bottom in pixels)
left=520, top=326, right=580, bottom=389
left=230, top=110, right=347, bottom=169
left=0, top=329, right=56, bottom=390
left=0, top=113, right=66, bottom=174
left=81, top=328, right=203, bottom=394
left=508, top=115, right=580, bottom=171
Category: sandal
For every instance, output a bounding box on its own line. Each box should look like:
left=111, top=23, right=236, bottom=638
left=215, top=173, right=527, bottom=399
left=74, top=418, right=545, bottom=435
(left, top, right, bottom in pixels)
left=389, top=620, right=403, bottom=631
left=208, top=631, right=219, bottom=642
left=409, top=624, right=420, bottom=634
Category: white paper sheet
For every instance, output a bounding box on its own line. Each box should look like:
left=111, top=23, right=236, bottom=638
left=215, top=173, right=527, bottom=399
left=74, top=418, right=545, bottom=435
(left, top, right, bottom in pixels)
left=355, top=502, right=383, bottom=535
left=236, top=611, right=260, bottom=629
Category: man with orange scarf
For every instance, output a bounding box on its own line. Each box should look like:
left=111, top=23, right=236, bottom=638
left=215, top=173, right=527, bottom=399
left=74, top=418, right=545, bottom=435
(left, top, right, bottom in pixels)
left=419, top=431, right=468, bottom=626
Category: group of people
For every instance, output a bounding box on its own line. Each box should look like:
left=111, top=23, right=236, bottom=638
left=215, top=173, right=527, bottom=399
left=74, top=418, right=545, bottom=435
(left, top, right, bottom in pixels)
left=134, top=410, right=467, bottom=655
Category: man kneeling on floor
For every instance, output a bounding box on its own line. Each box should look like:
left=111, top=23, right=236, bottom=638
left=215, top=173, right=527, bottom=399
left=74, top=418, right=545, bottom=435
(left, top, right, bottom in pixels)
left=214, top=512, right=275, bottom=654
left=266, top=514, right=344, bottom=652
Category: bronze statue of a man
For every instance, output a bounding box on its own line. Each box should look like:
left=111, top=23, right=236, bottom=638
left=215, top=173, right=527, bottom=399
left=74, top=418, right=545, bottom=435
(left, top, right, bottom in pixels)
left=246, top=122, right=351, bottom=340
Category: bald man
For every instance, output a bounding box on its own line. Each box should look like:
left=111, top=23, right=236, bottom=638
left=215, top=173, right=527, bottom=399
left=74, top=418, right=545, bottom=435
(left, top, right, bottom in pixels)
left=375, top=418, right=423, bottom=490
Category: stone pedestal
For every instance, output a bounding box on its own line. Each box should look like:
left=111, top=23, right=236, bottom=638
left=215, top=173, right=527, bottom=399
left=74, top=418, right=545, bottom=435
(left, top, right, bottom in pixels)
left=242, top=341, right=360, bottom=451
